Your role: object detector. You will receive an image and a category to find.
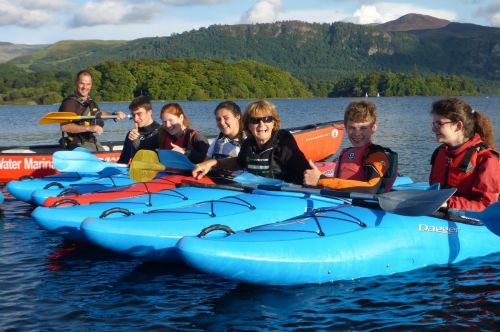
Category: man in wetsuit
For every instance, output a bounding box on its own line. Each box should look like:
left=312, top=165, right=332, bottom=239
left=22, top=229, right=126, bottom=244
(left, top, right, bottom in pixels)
left=59, top=70, right=126, bottom=151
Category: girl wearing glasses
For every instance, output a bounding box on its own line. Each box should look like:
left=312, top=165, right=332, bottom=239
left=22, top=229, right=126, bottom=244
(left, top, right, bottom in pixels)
left=430, top=97, right=499, bottom=211
left=193, top=99, right=309, bottom=185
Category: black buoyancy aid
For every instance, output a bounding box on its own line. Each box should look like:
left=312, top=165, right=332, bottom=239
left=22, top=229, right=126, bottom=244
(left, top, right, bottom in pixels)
left=245, top=132, right=281, bottom=178
left=59, top=95, right=102, bottom=148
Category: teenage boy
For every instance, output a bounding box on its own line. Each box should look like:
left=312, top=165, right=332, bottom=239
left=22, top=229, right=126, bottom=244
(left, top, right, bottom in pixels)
left=304, top=100, right=397, bottom=194
left=117, top=96, right=161, bottom=164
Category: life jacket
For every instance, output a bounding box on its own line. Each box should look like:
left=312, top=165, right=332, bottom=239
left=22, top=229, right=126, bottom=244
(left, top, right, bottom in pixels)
left=161, top=128, right=197, bottom=152
left=335, top=144, right=398, bottom=193
left=430, top=139, right=499, bottom=192
left=59, top=95, right=102, bottom=148
left=209, top=133, right=242, bottom=160
left=245, top=131, right=282, bottom=178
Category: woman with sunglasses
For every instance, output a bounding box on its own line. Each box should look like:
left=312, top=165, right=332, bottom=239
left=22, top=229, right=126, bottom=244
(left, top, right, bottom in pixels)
left=206, top=101, right=245, bottom=160
left=430, top=97, right=499, bottom=211
left=193, top=99, right=309, bottom=185
left=159, top=103, right=209, bottom=163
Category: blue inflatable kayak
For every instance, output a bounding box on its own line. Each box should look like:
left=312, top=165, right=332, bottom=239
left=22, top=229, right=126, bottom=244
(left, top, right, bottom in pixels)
left=177, top=202, right=500, bottom=285
left=30, top=168, right=135, bottom=205
left=0, top=190, right=3, bottom=203
left=6, top=167, right=132, bottom=204
left=81, top=190, right=345, bottom=262
left=32, top=185, right=240, bottom=242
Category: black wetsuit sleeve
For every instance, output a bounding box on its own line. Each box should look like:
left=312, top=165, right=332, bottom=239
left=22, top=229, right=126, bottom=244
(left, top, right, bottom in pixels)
left=236, top=139, right=251, bottom=169
left=117, top=132, right=133, bottom=164
left=276, top=130, right=310, bottom=184
left=187, top=131, right=210, bottom=164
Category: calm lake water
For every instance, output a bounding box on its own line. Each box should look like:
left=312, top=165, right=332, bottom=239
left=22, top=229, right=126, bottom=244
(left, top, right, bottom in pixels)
left=0, top=97, right=499, bottom=330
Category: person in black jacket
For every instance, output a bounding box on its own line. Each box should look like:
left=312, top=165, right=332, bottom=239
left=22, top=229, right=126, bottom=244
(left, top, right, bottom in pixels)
left=192, top=99, right=310, bottom=185
left=117, top=96, right=161, bottom=164
left=59, top=70, right=126, bottom=151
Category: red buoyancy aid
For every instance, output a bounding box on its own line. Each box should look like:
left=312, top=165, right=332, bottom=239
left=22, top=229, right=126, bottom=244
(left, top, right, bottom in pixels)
left=429, top=133, right=499, bottom=210
left=335, top=145, right=368, bottom=180
left=335, top=143, right=398, bottom=193
left=162, top=128, right=197, bottom=151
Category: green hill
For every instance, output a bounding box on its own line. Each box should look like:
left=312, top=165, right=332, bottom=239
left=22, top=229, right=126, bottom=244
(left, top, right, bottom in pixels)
left=8, top=17, right=500, bottom=81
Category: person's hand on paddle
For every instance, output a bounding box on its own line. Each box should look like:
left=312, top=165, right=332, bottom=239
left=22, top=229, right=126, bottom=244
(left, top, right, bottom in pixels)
left=192, top=159, right=218, bottom=179
left=90, top=125, right=104, bottom=135
left=170, top=143, right=186, bottom=155
left=113, top=111, right=127, bottom=120
left=304, top=159, right=322, bottom=186
left=128, top=123, right=141, bottom=141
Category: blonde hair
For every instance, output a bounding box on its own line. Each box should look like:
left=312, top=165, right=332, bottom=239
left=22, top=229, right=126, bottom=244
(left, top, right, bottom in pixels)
left=242, top=100, right=281, bottom=132
left=344, top=100, right=377, bottom=126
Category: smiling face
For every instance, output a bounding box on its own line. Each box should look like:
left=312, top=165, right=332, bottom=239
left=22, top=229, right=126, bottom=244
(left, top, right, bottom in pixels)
left=75, top=73, right=92, bottom=100
left=215, top=107, right=240, bottom=139
left=431, top=114, right=462, bottom=147
left=248, top=114, right=275, bottom=147
left=131, top=107, right=153, bottom=128
left=161, top=112, right=185, bottom=137
left=346, top=120, right=377, bottom=147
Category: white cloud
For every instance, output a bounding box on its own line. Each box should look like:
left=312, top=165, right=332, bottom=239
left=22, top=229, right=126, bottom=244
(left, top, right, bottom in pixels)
left=20, top=0, right=69, bottom=10
left=0, top=0, right=59, bottom=27
left=69, top=0, right=163, bottom=27
left=241, top=0, right=283, bottom=23
left=350, top=2, right=457, bottom=24
left=157, top=0, right=230, bottom=4
left=474, top=2, right=500, bottom=27
left=277, top=8, right=349, bottom=23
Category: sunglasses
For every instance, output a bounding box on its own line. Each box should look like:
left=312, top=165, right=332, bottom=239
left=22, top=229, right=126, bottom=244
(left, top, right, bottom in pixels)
left=249, top=116, right=274, bottom=124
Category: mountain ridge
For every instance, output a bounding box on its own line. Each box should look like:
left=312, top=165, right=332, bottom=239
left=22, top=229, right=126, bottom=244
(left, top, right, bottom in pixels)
left=3, top=14, right=499, bottom=81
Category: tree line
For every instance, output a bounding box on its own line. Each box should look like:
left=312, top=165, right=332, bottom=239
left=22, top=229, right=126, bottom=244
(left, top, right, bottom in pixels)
left=0, top=59, right=483, bottom=106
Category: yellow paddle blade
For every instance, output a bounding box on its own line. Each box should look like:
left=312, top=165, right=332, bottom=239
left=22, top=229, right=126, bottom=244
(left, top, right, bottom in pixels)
left=129, top=150, right=166, bottom=182
left=39, top=112, right=83, bottom=125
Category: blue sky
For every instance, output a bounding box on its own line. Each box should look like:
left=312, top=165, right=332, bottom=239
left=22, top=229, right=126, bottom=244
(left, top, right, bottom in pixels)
left=1, top=0, right=498, bottom=44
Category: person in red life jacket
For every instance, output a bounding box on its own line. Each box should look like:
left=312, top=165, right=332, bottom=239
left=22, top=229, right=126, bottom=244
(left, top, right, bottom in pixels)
left=192, top=99, right=310, bottom=185
left=117, top=96, right=161, bottom=164
left=429, top=98, right=499, bottom=211
left=158, top=103, right=209, bottom=164
left=59, top=70, right=126, bottom=151
left=304, top=100, right=398, bottom=194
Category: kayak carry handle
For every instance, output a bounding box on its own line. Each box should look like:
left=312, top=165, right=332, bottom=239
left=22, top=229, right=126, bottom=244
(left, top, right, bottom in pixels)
left=197, top=224, right=235, bottom=238
left=99, top=208, right=135, bottom=219
left=51, top=198, right=80, bottom=207
left=43, top=181, right=64, bottom=190
left=57, top=188, right=81, bottom=197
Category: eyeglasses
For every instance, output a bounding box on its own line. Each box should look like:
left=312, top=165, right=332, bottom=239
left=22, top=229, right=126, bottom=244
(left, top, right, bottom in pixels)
left=249, top=116, right=273, bottom=124
left=432, top=120, right=456, bottom=129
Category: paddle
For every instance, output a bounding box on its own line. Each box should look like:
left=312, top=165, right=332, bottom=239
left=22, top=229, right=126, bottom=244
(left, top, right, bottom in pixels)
left=449, top=202, right=500, bottom=236
left=53, top=150, right=128, bottom=173
left=158, top=150, right=195, bottom=171
left=130, top=150, right=291, bottom=186
left=254, top=184, right=456, bottom=216
left=39, top=112, right=131, bottom=125
left=129, top=150, right=169, bottom=182
left=178, top=180, right=456, bottom=217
